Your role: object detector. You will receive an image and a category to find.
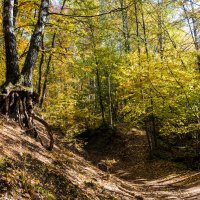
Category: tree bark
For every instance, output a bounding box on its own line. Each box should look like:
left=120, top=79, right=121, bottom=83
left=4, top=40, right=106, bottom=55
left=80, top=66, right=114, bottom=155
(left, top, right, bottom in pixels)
left=13, top=0, right=18, bottom=27
left=3, top=0, right=20, bottom=85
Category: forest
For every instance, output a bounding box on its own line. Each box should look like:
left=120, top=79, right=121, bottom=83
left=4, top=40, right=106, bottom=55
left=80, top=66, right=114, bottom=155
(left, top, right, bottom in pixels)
left=0, top=0, right=200, bottom=199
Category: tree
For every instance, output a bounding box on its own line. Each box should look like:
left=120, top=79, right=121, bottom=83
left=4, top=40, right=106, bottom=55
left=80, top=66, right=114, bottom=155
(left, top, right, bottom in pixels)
left=0, top=0, right=53, bottom=150
left=2, top=0, right=49, bottom=87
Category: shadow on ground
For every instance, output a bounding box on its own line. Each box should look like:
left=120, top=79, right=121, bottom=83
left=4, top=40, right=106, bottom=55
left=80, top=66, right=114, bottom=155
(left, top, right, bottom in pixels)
left=0, top=116, right=142, bottom=200
left=78, top=125, right=200, bottom=200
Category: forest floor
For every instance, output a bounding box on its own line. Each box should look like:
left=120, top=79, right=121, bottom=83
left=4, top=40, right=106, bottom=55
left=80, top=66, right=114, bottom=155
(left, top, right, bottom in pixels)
left=0, top=115, right=199, bottom=200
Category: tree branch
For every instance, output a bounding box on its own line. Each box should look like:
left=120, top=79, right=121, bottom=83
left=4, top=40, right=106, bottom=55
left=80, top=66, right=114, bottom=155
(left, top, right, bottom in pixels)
left=49, top=3, right=133, bottom=18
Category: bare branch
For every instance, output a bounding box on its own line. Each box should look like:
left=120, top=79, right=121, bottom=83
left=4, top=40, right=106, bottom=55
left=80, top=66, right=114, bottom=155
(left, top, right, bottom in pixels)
left=49, top=3, right=133, bottom=18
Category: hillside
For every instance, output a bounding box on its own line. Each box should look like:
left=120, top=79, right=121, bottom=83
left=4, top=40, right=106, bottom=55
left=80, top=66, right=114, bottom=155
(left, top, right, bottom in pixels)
left=0, top=116, right=199, bottom=200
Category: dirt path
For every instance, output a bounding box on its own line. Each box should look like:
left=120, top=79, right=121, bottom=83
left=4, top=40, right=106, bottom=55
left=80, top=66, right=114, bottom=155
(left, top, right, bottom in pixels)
left=0, top=117, right=199, bottom=199
left=83, top=128, right=200, bottom=200
left=122, top=130, right=200, bottom=200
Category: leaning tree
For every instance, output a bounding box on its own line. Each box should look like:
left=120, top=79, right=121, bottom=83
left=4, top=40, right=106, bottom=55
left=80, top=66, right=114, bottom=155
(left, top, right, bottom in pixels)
left=0, top=0, right=53, bottom=150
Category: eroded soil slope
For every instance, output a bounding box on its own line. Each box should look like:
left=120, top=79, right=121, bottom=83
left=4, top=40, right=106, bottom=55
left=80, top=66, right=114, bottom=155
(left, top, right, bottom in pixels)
left=0, top=116, right=139, bottom=199
left=0, top=116, right=199, bottom=199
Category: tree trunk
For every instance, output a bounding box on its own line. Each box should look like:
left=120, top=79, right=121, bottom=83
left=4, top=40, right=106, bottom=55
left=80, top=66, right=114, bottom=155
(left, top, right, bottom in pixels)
left=141, top=3, right=149, bottom=60
left=3, top=0, right=20, bottom=85
left=150, top=97, right=157, bottom=150
left=134, top=0, right=141, bottom=58
left=38, top=34, right=45, bottom=97
left=21, top=0, right=50, bottom=87
left=189, top=0, right=200, bottom=71
left=120, top=0, right=130, bottom=52
left=40, top=33, right=55, bottom=107
left=108, top=72, right=113, bottom=128
left=13, top=0, right=18, bottom=27
left=40, top=0, right=67, bottom=107
left=157, top=0, right=164, bottom=59
left=96, top=68, right=105, bottom=124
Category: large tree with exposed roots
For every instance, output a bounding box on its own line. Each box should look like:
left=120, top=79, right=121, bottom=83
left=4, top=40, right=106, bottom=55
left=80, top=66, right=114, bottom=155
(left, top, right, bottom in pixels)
left=0, top=0, right=53, bottom=150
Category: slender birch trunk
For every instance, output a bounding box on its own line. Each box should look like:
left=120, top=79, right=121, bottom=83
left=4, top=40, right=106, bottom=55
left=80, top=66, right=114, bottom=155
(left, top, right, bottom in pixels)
left=3, top=0, right=20, bottom=85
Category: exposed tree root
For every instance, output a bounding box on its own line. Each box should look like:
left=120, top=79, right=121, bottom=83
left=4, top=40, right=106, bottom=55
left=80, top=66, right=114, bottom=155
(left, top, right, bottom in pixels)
left=0, top=87, right=54, bottom=151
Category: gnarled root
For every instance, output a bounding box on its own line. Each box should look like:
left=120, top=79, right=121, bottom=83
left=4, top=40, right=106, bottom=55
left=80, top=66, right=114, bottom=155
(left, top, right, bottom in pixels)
left=31, top=113, right=54, bottom=151
left=0, top=89, right=54, bottom=151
